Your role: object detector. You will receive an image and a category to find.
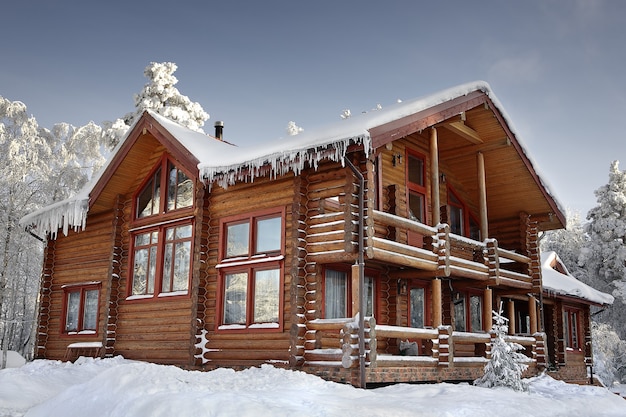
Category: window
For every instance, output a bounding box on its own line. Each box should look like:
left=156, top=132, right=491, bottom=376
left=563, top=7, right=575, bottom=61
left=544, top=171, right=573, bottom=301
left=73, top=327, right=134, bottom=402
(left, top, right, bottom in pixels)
left=409, top=281, right=431, bottom=328
left=453, top=291, right=483, bottom=332
left=448, top=187, right=480, bottom=240
left=324, top=267, right=375, bottom=319
left=136, top=158, right=193, bottom=219
left=406, top=151, right=426, bottom=223
left=564, top=307, right=581, bottom=350
left=62, top=283, right=100, bottom=334
left=129, top=156, right=195, bottom=300
left=218, top=209, right=285, bottom=330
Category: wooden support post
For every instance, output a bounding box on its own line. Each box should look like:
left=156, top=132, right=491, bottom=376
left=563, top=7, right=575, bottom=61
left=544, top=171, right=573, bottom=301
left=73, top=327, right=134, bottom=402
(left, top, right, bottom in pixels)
left=351, top=263, right=360, bottom=316
left=508, top=299, right=516, bottom=335
left=430, top=127, right=440, bottom=224
left=483, top=287, right=493, bottom=331
left=477, top=152, right=488, bottom=239
left=529, top=296, right=538, bottom=334
left=432, top=278, right=442, bottom=327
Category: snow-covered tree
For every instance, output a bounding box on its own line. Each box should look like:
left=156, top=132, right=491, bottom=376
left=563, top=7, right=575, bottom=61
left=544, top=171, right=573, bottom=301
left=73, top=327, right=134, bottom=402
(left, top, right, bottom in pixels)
left=541, top=210, right=587, bottom=279
left=340, top=109, right=351, bottom=119
left=592, top=322, right=626, bottom=386
left=474, top=309, right=528, bottom=391
left=286, top=121, right=303, bottom=136
left=103, top=62, right=210, bottom=148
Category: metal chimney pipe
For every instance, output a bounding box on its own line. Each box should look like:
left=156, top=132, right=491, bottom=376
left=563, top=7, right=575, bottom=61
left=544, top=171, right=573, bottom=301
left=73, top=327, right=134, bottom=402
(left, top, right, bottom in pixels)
left=214, top=121, right=224, bottom=140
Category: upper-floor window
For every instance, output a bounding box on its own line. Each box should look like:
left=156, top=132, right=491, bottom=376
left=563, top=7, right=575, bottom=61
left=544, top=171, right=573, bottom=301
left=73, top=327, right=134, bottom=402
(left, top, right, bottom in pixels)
left=407, top=150, right=426, bottom=223
left=218, top=208, right=285, bottom=330
left=448, top=187, right=480, bottom=240
left=62, top=283, right=101, bottom=334
left=136, top=158, right=193, bottom=219
left=129, top=156, right=195, bottom=300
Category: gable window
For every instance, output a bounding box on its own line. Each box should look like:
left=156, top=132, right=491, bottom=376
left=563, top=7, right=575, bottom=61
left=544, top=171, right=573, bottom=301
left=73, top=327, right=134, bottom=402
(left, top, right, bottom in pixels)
left=62, top=283, right=101, bottom=334
left=323, top=266, right=375, bottom=319
left=448, top=187, right=480, bottom=240
left=453, top=291, right=483, bottom=332
left=129, top=155, right=195, bottom=300
left=218, top=208, right=285, bottom=330
left=564, top=307, right=581, bottom=350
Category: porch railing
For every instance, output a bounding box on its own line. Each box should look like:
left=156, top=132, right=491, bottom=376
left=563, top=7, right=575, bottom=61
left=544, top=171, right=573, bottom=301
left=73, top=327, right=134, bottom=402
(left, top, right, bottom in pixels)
left=303, top=317, right=543, bottom=370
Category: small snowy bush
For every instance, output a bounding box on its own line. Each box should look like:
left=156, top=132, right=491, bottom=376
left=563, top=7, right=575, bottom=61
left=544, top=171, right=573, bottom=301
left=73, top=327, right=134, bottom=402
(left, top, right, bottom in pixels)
left=474, top=309, right=528, bottom=391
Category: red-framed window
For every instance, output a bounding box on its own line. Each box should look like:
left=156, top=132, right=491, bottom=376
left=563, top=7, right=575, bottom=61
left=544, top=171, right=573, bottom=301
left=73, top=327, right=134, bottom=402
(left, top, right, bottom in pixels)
left=408, top=280, right=432, bottom=328
left=61, top=283, right=101, bottom=335
left=217, top=208, right=285, bottom=331
left=453, top=290, right=483, bottom=332
left=564, top=307, right=582, bottom=350
left=447, top=186, right=480, bottom=240
left=128, top=155, right=195, bottom=300
left=322, top=265, right=376, bottom=319
left=406, top=150, right=427, bottom=223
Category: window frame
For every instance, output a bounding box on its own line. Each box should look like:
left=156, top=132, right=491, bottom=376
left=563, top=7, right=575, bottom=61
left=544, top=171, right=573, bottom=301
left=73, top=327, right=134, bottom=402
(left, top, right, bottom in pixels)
left=216, top=207, right=286, bottom=332
left=453, top=290, right=484, bottom=332
left=60, top=282, right=101, bottom=336
left=127, top=154, right=196, bottom=302
left=322, top=264, right=378, bottom=319
left=564, top=306, right=582, bottom=351
left=447, top=186, right=480, bottom=240
left=406, top=149, right=427, bottom=224
left=408, top=280, right=432, bottom=328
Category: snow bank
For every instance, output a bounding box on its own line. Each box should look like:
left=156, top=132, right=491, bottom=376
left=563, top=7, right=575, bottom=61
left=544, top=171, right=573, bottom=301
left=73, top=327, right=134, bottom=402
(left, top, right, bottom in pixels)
left=0, top=357, right=624, bottom=417
left=541, top=251, right=614, bottom=305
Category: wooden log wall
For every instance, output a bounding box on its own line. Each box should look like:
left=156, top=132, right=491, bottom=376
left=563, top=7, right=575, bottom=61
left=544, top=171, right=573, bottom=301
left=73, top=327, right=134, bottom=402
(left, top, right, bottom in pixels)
left=38, top=210, right=115, bottom=360
left=199, top=174, right=297, bottom=366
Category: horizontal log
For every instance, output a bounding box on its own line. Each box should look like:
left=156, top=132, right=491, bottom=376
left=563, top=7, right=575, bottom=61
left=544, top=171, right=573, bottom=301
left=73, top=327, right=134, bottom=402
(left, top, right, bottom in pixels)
left=372, top=210, right=437, bottom=236
left=497, top=247, right=530, bottom=264
left=375, top=325, right=438, bottom=340
left=451, top=331, right=490, bottom=344
left=204, top=349, right=290, bottom=361
left=368, top=247, right=438, bottom=270
left=448, top=265, right=489, bottom=281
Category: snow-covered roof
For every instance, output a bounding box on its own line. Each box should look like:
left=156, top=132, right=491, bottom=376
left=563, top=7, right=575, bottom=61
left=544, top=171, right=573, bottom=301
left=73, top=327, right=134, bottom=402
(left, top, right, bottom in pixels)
left=541, top=251, right=614, bottom=306
left=21, top=81, right=563, bottom=238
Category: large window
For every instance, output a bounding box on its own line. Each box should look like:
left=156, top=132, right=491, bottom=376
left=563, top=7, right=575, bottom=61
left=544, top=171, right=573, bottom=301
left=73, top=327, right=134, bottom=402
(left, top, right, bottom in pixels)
left=129, top=156, right=195, bottom=300
left=323, top=267, right=375, bottom=319
left=62, top=283, right=100, bottom=334
left=218, top=209, right=285, bottom=330
left=564, top=307, right=581, bottom=350
left=453, top=291, right=483, bottom=332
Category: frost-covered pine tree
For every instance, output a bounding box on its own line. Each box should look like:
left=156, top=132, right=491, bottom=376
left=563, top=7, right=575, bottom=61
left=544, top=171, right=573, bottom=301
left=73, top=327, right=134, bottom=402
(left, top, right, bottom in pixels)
left=578, top=161, right=626, bottom=338
left=474, top=309, right=528, bottom=391
left=103, top=62, right=210, bottom=148
left=541, top=210, right=587, bottom=279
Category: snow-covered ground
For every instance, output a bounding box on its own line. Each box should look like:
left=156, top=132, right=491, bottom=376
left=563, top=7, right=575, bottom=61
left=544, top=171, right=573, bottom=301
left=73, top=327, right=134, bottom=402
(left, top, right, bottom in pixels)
left=0, top=357, right=624, bottom=417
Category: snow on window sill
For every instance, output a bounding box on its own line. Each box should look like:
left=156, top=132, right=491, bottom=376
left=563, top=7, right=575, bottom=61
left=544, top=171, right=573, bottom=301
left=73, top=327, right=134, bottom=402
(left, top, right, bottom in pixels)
left=126, top=294, right=154, bottom=301
left=67, top=341, right=103, bottom=348
left=218, top=323, right=280, bottom=330
left=158, top=290, right=188, bottom=297
left=66, top=330, right=97, bottom=335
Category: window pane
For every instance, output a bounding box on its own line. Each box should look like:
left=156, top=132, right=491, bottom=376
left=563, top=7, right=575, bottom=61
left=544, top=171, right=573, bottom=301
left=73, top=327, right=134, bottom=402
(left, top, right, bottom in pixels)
left=147, top=246, right=157, bottom=294
left=469, top=295, right=482, bottom=332
left=454, top=295, right=466, bottom=332
left=65, top=292, right=80, bottom=332
left=469, top=217, right=481, bottom=241
left=137, top=178, right=154, bottom=218
left=410, top=287, right=425, bottom=328
left=83, top=290, right=99, bottom=330
left=365, top=276, right=374, bottom=317
left=167, top=163, right=193, bottom=211
left=409, top=191, right=425, bottom=222
left=449, top=205, right=463, bottom=235
left=408, top=155, right=424, bottom=186
left=253, top=269, right=280, bottom=323
left=224, top=272, right=247, bottom=324
left=173, top=241, right=191, bottom=291
left=256, top=217, right=281, bottom=253
left=132, top=248, right=148, bottom=295
left=163, top=243, right=173, bottom=293
left=226, top=222, right=249, bottom=257
left=325, top=269, right=347, bottom=319
left=152, top=168, right=161, bottom=215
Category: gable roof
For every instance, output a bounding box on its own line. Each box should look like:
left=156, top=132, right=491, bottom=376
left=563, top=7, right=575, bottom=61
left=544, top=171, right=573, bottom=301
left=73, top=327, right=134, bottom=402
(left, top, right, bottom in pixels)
left=541, top=251, right=614, bottom=306
left=21, top=81, right=565, bottom=238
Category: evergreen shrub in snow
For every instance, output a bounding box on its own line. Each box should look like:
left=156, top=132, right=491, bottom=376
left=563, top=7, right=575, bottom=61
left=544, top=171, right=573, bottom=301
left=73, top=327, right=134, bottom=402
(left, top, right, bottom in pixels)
left=474, top=309, right=528, bottom=391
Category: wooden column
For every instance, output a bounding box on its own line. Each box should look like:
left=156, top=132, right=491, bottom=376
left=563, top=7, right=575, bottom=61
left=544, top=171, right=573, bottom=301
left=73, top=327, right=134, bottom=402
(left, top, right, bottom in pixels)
left=432, top=278, right=442, bottom=327
left=430, top=127, right=440, bottom=224
left=477, top=152, right=488, bottom=239
left=508, top=299, right=516, bottom=335
left=529, top=296, right=538, bottom=334
left=351, top=264, right=361, bottom=316
left=483, top=287, right=493, bottom=331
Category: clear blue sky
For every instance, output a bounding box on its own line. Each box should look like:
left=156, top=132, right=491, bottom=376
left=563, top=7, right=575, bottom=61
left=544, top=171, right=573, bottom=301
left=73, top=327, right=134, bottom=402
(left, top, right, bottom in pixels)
left=2, top=0, right=625, bottom=219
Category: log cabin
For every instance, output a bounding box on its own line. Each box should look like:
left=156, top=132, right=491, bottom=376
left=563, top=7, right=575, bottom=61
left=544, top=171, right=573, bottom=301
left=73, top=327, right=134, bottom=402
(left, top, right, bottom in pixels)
left=540, top=251, right=613, bottom=384
left=22, top=81, right=610, bottom=387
